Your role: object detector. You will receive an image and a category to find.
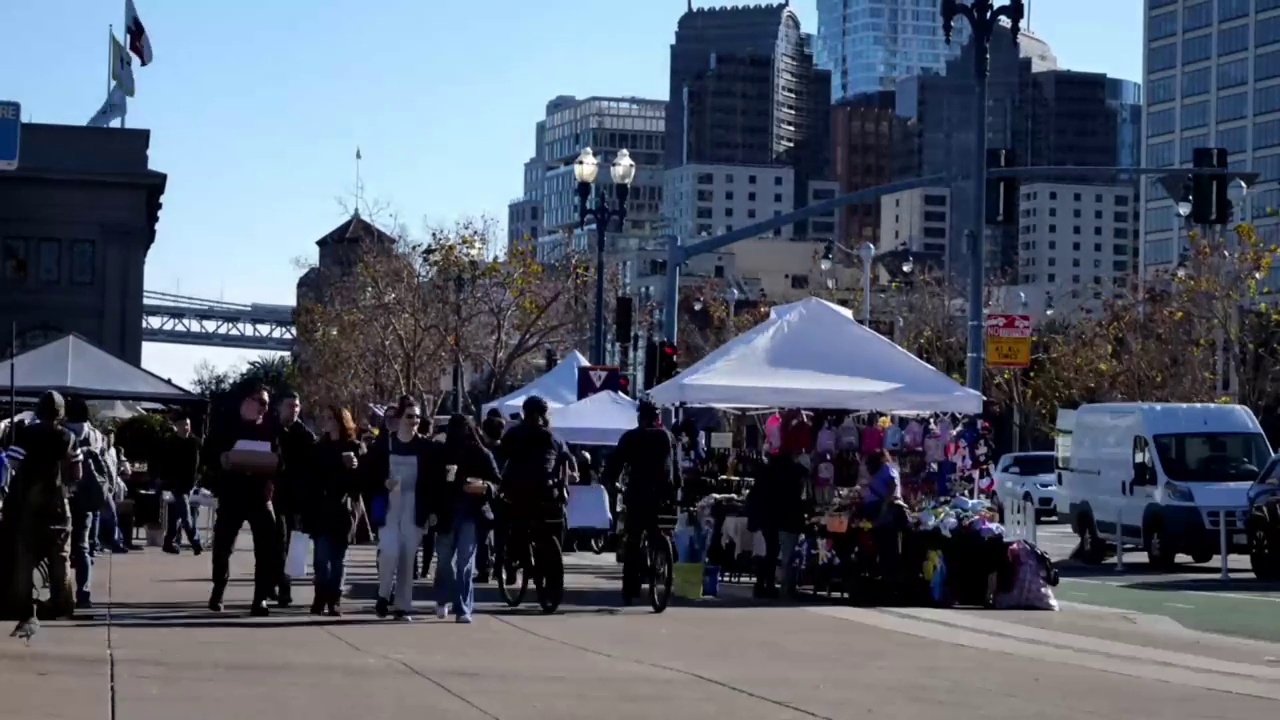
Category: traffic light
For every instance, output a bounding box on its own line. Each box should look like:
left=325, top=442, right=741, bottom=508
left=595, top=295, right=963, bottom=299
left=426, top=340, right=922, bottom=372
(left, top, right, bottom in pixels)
left=544, top=348, right=557, bottom=370
left=985, top=148, right=1017, bottom=226
left=643, top=339, right=658, bottom=389
left=617, top=375, right=631, bottom=396
left=656, top=341, right=679, bottom=385
left=1191, top=147, right=1229, bottom=225
left=615, top=296, right=634, bottom=344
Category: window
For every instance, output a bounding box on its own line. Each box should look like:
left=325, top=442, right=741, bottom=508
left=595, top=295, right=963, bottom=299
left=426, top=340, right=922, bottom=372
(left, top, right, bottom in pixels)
left=924, top=210, right=946, bottom=222
left=1184, top=1, right=1213, bottom=32
left=1149, top=10, right=1178, bottom=41
left=1094, top=226, right=1103, bottom=236
left=1073, top=208, right=1082, bottom=218
left=1258, top=49, right=1280, bottom=82
left=724, top=173, right=734, bottom=183
left=812, top=220, right=835, bottom=234
left=1049, top=207, right=1057, bottom=217
left=724, top=191, right=734, bottom=201
left=1116, top=195, right=1130, bottom=207
left=1114, top=243, right=1129, bottom=256
left=747, top=191, right=756, bottom=202
left=696, top=173, right=713, bottom=185
left=1048, top=257, right=1057, bottom=267
left=1257, top=153, right=1280, bottom=183
left=1153, top=432, right=1271, bottom=482
left=790, top=274, right=809, bottom=290
left=70, top=240, right=95, bottom=285
left=1149, top=43, right=1178, bottom=73
left=723, top=207, right=734, bottom=218
left=1072, top=242, right=1081, bottom=251
left=1183, top=33, right=1214, bottom=64
left=1148, top=76, right=1175, bottom=105
left=924, top=194, right=947, bottom=206
left=1181, top=67, right=1210, bottom=99
left=1260, top=85, right=1280, bottom=117
left=1049, top=191, right=1058, bottom=200
left=747, top=208, right=756, bottom=218
left=813, top=188, right=836, bottom=201
left=1219, top=125, right=1248, bottom=155
left=1114, top=211, right=1130, bottom=223
left=1219, top=22, right=1251, bottom=56
left=1073, top=226, right=1081, bottom=235
left=1259, top=15, right=1280, bottom=49
left=1257, top=118, right=1280, bottom=149
left=1219, top=0, right=1250, bottom=22
left=1148, top=139, right=1175, bottom=167
left=773, top=193, right=783, bottom=203
left=2, top=238, right=28, bottom=280
left=1095, top=210, right=1104, bottom=220
left=1094, top=242, right=1103, bottom=252
left=748, top=175, right=757, bottom=185
left=1182, top=100, right=1210, bottom=129
left=1180, top=133, right=1209, bottom=163
left=1048, top=273, right=1057, bottom=283
left=1048, top=224, right=1057, bottom=233
left=697, top=223, right=713, bottom=235
left=1113, top=260, right=1129, bottom=272
left=1073, top=192, right=1083, bottom=202
left=1218, top=58, right=1250, bottom=89
left=1049, top=241, right=1057, bottom=249
left=37, top=238, right=60, bottom=284
left=1219, top=92, right=1250, bottom=122
left=773, top=176, right=783, bottom=186
left=697, top=207, right=713, bottom=219
left=1264, top=0, right=1280, bottom=11
left=923, top=226, right=946, bottom=239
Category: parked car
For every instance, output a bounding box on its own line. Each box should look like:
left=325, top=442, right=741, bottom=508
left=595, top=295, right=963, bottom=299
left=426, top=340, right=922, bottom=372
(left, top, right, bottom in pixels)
left=1247, top=455, right=1280, bottom=580
left=993, top=451, right=1059, bottom=522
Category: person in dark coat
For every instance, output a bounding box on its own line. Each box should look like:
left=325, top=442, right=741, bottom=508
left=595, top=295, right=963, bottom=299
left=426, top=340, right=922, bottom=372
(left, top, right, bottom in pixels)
left=305, top=406, right=363, bottom=616
left=495, top=396, right=572, bottom=584
left=274, top=392, right=317, bottom=607
left=159, top=411, right=203, bottom=555
left=430, top=415, right=501, bottom=623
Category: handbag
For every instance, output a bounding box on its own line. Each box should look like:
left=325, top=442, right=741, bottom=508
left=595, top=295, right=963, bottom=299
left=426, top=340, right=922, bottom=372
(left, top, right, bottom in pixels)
left=285, top=531, right=310, bottom=578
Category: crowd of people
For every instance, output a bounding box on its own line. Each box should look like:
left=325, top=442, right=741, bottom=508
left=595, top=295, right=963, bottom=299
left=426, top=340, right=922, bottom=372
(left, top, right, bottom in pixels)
left=0, top=380, right=683, bottom=638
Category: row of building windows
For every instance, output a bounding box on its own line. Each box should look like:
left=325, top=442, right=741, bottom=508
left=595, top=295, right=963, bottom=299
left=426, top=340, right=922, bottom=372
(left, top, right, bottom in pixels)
left=1021, top=240, right=1132, bottom=256
left=694, top=172, right=786, bottom=186
left=2, top=237, right=96, bottom=286
left=1019, top=224, right=1132, bottom=239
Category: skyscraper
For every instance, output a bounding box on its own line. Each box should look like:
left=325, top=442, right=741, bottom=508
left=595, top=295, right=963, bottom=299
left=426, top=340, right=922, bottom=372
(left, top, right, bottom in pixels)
left=1141, top=1, right=1280, bottom=276
left=666, top=2, right=831, bottom=185
left=816, top=0, right=968, bottom=102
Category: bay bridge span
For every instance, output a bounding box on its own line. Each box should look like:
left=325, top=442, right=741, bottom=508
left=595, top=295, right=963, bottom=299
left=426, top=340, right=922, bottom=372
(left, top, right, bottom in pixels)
left=142, top=290, right=296, bottom=352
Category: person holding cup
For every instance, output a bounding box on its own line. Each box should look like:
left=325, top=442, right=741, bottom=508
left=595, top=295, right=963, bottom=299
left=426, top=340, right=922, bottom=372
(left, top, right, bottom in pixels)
left=305, top=407, right=363, bottom=616
left=364, top=395, right=439, bottom=621
left=430, top=415, right=501, bottom=623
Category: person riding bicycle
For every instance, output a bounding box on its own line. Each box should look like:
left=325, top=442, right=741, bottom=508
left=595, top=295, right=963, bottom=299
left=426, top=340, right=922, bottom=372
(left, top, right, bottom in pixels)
left=494, top=395, right=572, bottom=582
left=602, top=400, right=681, bottom=603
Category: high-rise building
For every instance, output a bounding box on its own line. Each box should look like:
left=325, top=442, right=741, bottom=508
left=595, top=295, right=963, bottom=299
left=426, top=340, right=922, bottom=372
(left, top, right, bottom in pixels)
left=1140, top=1, right=1280, bottom=277
left=506, top=95, right=666, bottom=261
left=815, top=0, right=969, bottom=101
left=831, top=90, right=902, bottom=246
left=666, top=2, right=831, bottom=186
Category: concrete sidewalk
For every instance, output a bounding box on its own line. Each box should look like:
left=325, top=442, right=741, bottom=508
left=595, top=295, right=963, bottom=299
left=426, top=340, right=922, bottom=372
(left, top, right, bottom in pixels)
left=3, top=540, right=1279, bottom=719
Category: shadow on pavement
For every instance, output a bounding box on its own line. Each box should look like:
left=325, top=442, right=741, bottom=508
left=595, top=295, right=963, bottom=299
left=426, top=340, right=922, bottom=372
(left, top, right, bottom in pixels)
left=1121, top=577, right=1280, bottom=593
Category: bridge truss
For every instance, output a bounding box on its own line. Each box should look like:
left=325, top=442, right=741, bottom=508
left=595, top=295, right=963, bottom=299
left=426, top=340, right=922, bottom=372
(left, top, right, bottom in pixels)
left=142, top=291, right=296, bottom=352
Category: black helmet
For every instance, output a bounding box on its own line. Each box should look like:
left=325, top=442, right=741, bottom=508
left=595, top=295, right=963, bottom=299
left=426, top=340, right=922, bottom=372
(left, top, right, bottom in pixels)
left=521, top=395, right=549, bottom=418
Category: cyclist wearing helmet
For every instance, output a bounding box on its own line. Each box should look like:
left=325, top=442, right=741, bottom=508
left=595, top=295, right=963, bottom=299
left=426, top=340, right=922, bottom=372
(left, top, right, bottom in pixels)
left=602, top=400, right=681, bottom=603
left=494, top=396, right=572, bottom=581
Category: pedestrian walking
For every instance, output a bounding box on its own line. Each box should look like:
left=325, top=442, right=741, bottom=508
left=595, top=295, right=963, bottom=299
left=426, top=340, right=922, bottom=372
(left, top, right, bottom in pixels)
left=306, top=407, right=362, bottom=616
left=431, top=415, right=500, bottom=624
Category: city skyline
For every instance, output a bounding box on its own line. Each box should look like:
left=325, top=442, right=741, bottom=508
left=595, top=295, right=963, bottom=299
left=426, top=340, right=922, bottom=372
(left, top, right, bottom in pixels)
left=3, top=0, right=1141, bottom=386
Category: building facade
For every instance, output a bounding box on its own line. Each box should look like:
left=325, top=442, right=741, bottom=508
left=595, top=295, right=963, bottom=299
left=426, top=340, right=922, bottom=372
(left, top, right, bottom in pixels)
left=1141, top=0, right=1280, bottom=277
left=0, top=124, right=167, bottom=365
left=663, top=163, right=798, bottom=242
left=666, top=2, right=831, bottom=188
left=831, top=90, right=900, bottom=247
left=878, top=187, right=951, bottom=259
left=815, top=0, right=968, bottom=101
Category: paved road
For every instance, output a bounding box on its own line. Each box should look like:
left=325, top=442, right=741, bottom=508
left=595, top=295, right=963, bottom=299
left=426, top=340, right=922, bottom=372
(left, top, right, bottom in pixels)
left=2, top=538, right=1279, bottom=719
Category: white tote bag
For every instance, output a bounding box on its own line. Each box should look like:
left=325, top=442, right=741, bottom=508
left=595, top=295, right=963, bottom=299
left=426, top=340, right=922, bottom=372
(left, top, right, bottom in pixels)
left=285, top=531, right=311, bottom=578
left=566, top=483, right=613, bottom=530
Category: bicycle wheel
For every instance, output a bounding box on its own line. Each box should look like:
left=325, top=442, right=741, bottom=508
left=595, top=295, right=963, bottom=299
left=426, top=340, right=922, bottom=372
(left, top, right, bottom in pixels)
left=496, top=547, right=528, bottom=607
left=648, top=534, right=674, bottom=614
left=534, top=534, right=564, bottom=614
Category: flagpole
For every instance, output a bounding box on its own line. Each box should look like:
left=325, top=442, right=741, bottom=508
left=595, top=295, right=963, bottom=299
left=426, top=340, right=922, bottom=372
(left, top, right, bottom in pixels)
left=119, top=9, right=127, bottom=128
left=107, top=25, right=113, bottom=97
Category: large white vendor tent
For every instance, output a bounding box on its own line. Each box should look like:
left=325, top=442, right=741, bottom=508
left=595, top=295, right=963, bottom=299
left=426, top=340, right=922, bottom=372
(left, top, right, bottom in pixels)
left=647, top=297, right=982, bottom=413
left=482, top=350, right=589, bottom=418
left=549, top=390, right=639, bottom=446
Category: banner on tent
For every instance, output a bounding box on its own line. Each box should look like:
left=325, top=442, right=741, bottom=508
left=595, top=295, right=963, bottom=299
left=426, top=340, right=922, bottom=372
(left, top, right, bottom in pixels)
left=985, top=314, right=1033, bottom=368
left=578, top=365, right=624, bottom=400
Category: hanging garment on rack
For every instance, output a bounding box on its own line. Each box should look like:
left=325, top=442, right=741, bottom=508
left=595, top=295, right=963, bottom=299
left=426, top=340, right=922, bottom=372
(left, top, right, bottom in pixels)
left=904, top=420, right=925, bottom=450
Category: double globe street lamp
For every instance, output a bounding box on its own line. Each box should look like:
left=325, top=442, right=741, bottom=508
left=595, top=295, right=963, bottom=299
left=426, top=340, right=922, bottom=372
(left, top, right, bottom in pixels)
left=820, top=241, right=912, bottom=326
left=574, top=147, right=637, bottom=365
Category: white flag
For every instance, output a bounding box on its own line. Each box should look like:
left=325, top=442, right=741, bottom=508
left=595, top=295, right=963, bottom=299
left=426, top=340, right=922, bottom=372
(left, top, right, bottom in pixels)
left=88, top=84, right=128, bottom=127
left=111, top=33, right=135, bottom=98
left=124, top=0, right=154, bottom=66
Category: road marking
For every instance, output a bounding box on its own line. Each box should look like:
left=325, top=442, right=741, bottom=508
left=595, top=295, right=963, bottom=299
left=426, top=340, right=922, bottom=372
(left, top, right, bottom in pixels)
left=1164, top=602, right=1196, bottom=609
left=1063, top=577, right=1280, bottom=604
left=807, top=606, right=1280, bottom=699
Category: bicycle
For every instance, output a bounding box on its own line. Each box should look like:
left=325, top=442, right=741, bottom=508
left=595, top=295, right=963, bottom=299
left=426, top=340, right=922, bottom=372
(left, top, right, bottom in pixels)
left=621, top=510, right=677, bottom=613
left=496, top=501, right=565, bottom=614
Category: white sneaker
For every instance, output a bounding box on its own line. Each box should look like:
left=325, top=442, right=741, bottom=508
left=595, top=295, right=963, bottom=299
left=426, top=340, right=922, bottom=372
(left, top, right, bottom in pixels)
left=435, top=603, right=450, bottom=619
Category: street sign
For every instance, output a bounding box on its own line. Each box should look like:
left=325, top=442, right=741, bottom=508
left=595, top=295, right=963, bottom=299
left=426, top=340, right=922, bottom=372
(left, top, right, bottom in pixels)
left=985, top=313, right=1033, bottom=368
left=577, top=365, right=622, bottom=400
left=0, top=101, right=19, bottom=171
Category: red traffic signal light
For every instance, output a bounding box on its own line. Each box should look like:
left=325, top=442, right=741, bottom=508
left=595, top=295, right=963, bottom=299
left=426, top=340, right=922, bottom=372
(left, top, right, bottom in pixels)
left=656, top=341, right=679, bottom=384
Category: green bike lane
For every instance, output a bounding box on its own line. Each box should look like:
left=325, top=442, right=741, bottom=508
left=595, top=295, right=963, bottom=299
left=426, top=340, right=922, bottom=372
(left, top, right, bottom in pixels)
left=1055, top=574, right=1280, bottom=642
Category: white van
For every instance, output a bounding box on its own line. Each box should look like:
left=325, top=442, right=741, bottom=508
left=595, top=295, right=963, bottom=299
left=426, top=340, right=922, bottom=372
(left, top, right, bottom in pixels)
left=1060, top=403, right=1270, bottom=568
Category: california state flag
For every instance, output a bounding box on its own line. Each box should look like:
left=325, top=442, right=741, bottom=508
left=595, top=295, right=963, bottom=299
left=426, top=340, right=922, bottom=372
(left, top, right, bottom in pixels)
left=124, top=0, right=153, bottom=66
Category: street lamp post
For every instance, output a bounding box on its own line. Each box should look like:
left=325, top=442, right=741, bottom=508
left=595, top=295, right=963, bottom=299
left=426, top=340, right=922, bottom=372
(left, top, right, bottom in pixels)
left=820, top=241, right=878, bottom=325
left=453, top=273, right=466, bottom=414
left=574, top=147, right=637, bottom=365
left=942, top=0, right=1025, bottom=392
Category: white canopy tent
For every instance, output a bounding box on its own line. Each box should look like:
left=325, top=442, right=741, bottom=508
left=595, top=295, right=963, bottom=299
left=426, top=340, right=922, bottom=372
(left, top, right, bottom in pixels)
left=648, top=297, right=983, bottom=413
left=549, top=390, right=639, bottom=446
left=482, top=350, right=589, bottom=418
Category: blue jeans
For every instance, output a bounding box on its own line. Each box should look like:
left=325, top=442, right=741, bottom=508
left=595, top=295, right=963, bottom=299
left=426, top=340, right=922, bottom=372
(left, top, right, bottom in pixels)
left=434, top=511, right=478, bottom=619
left=164, top=494, right=201, bottom=548
left=99, top=493, right=124, bottom=549
left=312, top=536, right=349, bottom=598
left=70, top=510, right=94, bottom=603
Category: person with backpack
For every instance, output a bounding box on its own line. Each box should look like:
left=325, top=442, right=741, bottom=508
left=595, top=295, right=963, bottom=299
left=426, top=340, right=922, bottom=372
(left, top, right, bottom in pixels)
left=0, top=392, right=83, bottom=638
left=63, top=397, right=110, bottom=609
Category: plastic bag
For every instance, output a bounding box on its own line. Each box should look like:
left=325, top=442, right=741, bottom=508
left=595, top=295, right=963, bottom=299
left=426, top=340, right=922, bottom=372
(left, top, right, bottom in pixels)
left=285, top=531, right=310, bottom=578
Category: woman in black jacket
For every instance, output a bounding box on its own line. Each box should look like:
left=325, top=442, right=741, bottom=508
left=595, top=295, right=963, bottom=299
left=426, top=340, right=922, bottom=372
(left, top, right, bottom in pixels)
left=306, top=407, right=363, bottom=616
left=431, top=414, right=501, bottom=624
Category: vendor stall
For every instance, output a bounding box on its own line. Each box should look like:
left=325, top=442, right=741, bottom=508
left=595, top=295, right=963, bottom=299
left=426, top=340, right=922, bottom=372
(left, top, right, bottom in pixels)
left=481, top=350, right=588, bottom=419
left=549, top=390, right=638, bottom=446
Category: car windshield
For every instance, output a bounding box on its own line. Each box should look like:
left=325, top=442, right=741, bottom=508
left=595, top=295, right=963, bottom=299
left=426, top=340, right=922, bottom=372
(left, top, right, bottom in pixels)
left=1153, top=433, right=1271, bottom=483
left=1010, top=455, right=1054, bottom=476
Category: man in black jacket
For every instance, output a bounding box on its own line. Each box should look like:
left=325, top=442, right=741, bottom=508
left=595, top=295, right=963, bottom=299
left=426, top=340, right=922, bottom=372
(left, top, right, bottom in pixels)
left=207, top=384, right=280, bottom=616
left=603, top=400, right=681, bottom=602
left=273, top=392, right=316, bottom=607
left=496, top=396, right=571, bottom=583
left=160, top=412, right=204, bottom=555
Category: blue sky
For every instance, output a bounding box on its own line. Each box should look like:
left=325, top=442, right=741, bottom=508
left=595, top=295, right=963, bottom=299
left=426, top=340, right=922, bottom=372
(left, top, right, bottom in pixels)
left=4, top=0, right=1142, bottom=387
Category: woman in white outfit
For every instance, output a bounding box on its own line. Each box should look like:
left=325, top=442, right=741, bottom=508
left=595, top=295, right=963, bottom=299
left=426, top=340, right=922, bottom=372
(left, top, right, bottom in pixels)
left=365, top=395, right=437, bottom=621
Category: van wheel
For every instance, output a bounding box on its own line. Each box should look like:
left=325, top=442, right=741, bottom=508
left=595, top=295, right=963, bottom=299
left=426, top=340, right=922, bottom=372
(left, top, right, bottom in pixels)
left=1145, top=526, right=1177, bottom=570
left=1077, top=516, right=1106, bottom=565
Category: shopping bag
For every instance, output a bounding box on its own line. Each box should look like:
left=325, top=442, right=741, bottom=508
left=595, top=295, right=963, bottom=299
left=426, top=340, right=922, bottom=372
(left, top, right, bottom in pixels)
left=673, top=562, right=704, bottom=600
left=285, top=531, right=310, bottom=578
left=566, top=483, right=612, bottom=529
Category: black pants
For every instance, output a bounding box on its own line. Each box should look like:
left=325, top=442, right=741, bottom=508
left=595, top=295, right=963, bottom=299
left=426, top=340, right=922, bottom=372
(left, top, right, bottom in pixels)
left=210, top=499, right=278, bottom=605
left=755, top=527, right=780, bottom=592
left=275, top=508, right=297, bottom=599
left=622, top=511, right=658, bottom=598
